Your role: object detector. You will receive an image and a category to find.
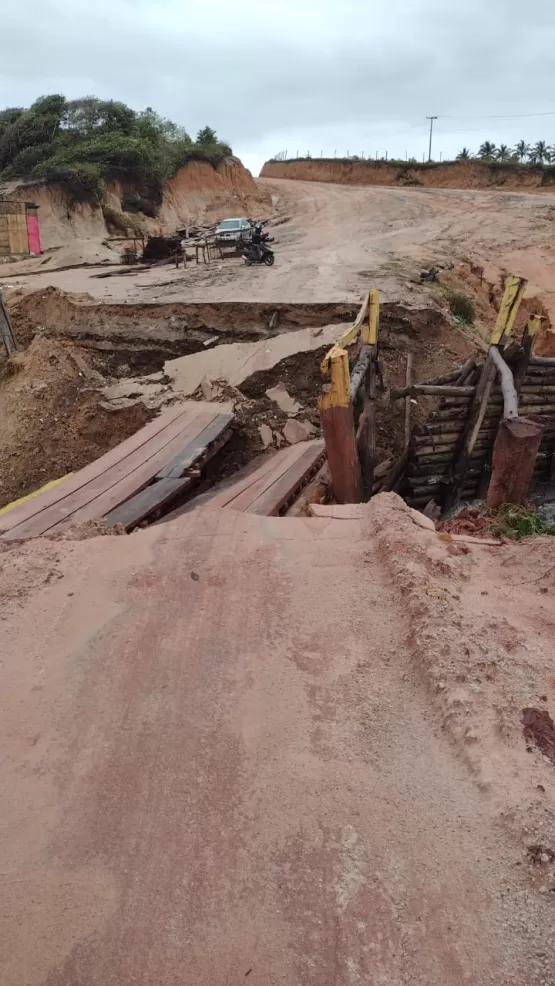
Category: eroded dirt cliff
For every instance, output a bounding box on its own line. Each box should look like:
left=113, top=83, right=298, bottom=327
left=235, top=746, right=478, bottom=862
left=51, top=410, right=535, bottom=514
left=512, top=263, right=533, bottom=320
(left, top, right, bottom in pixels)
left=261, top=158, right=555, bottom=192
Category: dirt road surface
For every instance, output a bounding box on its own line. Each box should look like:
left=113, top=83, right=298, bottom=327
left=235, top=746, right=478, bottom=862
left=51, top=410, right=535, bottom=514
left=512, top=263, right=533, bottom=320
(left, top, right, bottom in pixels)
left=1, top=497, right=554, bottom=985
left=3, top=178, right=555, bottom=311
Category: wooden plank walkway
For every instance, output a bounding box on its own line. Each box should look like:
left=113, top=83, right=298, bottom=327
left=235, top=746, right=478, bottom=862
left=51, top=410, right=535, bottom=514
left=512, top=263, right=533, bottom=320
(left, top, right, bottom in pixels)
left=188, top=440, right=326, bottom=516
left=0, top=402, right=233, bottom=540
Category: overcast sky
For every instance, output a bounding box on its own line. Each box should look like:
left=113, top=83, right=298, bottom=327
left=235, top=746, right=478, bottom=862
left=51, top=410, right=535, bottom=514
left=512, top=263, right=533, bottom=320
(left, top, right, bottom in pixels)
left=2, top=0, right=555, bottom=175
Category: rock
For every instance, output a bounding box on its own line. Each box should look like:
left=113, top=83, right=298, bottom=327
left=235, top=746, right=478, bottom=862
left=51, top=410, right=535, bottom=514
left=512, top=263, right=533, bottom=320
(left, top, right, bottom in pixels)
left=283, top=419, right=316, bottom=444
left=258, top=424, right=273, bottom=447
left=408, top=507, right=436, bottom=532
left=200, top=375, right=224, bottom=401
left=266, top=382, right=302, bottom=416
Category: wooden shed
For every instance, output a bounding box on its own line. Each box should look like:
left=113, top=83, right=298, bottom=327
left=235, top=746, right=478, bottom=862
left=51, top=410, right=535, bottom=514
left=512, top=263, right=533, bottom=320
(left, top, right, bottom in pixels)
left=0, top=200, right=41, bottom=257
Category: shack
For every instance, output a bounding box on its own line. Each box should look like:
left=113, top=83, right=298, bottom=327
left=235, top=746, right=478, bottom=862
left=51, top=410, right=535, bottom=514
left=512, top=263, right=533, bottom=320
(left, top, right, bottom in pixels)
left=0, top=200, right=41, bottom=257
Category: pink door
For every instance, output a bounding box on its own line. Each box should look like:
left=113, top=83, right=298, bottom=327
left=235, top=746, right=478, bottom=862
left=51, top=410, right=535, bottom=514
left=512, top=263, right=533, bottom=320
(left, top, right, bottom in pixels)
left=26, top=215, right=41, bottom=255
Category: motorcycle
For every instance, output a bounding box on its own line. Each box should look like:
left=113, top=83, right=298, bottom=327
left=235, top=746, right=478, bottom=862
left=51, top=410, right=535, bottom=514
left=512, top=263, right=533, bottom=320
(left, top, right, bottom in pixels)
left=242, top=233, right=275, bottom=267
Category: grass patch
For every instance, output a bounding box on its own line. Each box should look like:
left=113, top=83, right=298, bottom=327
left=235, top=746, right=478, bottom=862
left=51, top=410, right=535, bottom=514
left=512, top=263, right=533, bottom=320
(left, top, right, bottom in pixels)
left=395, top=168, right=422, bottom=187
left=488, top=505, right=555, bottom=540
left=443, top=289, right=476, bottom=324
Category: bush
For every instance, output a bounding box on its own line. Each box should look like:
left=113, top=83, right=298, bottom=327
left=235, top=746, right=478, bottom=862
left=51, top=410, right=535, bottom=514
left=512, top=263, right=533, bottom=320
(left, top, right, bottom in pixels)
left=445, top=290, right=476, bottom=324
left=0, top=94, right=230, bottom=218
left=120, top=190, right=157, bottom=217
left=33, top=161, right=103, bottom=204
left=488, top=505, right=555, bottom=540
left=396, top=168, right=422, bottom=186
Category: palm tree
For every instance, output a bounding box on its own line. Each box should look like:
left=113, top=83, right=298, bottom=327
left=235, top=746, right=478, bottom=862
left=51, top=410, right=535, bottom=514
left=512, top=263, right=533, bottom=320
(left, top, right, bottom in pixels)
left=456, top=147, right=471, bottom=161
left=533, top=140, right=548, bottom=164
left=496, top=144, right=511, bottom=162
left=514, top=140, right=530, bottom=162
left=478, top=141, right=496, bottom=161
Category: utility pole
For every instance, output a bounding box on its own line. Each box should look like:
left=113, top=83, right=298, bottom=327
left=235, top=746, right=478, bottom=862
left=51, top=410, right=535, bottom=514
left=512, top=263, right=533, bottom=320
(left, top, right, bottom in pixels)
left=426, top=116, right=438, bottom=162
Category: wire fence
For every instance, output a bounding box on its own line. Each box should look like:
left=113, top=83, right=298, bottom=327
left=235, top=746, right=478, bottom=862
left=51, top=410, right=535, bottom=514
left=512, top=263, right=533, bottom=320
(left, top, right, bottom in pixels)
left=272, top=150, right=431, bottom=164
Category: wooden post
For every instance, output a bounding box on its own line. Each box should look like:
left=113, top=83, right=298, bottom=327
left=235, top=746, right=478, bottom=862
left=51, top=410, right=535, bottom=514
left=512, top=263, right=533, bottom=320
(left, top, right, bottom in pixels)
left=446, top=275, right=527, bottom=508
left=487, top=418, right=544, bottom=508
left=356, top=288, right=380, bottom=496
left=404, top=353, right=413, bottom=449
left=0, top=289, right=17, bottom=357
left=320, top=346, right=362, bottom=503
left=514, top=315, right=542, bottom=392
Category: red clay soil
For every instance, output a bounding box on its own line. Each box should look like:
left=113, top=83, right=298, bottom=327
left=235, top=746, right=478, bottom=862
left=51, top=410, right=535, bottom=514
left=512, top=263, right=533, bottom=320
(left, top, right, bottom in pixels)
left=1, top=496, right=554, bottom=984
left=438, top=507, right=495, bottom=537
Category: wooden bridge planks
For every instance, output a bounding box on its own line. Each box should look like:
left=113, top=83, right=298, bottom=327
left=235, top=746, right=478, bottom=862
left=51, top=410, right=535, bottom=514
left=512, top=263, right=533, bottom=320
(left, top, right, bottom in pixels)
left=1, top=403, right=233, bottom=540
left=195, top=440, right=325, bottom=516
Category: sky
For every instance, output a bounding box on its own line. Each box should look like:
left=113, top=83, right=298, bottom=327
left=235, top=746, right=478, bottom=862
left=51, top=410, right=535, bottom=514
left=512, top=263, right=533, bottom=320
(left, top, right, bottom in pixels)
left=2, top=0, right=555, bottom=175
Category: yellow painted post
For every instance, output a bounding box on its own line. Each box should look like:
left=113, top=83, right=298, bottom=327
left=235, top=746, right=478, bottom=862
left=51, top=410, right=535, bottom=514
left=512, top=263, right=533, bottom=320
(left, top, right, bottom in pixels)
left=319, top=346, right=362, bottom=503
left=362, top=287, right=380, bottom=346
left=490, top=275, right=527, bottom=346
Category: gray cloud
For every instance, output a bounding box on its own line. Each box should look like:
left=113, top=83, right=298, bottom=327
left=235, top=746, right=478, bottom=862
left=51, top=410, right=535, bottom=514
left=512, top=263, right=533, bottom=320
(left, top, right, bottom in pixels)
left=1, top=0, right=555, bottom=172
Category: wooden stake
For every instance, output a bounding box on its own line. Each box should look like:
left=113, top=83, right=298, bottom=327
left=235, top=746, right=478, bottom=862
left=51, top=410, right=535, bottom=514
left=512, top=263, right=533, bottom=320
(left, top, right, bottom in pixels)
left=0, top=289, right=17, bottom=357
left=404, top=353, right=413, bottom=450
left=319, top=346, right=362, bottom=503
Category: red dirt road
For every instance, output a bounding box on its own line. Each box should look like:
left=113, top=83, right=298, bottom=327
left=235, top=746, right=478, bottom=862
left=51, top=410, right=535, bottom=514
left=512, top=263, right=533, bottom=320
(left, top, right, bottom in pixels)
left=1, top=501, right=553, bottom=985
left=3, top=178, right=555, bottom=314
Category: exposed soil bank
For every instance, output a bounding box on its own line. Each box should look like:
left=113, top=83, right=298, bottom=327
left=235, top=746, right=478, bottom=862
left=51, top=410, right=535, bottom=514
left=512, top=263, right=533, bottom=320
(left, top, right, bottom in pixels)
left=5, top=156, right=271, bottom=255
left=9, top=289, right=361, bottom=373
left=261, top=158, right=555, bottom=192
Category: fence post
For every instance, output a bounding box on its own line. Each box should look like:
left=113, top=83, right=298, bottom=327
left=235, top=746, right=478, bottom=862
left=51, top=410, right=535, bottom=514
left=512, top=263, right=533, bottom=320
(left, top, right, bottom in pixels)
left=320, top=346, right=362, bottom=504
left=0, top=289, right=17, bottom=357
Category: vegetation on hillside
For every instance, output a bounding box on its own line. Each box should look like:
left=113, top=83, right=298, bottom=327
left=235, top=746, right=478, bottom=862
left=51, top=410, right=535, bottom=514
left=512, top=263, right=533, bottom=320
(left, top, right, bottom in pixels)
left=0, top=95, right=230, bottom=212
left=270, top=141, right=555, bottom=172
left=458, top=140, right=554, bottom=164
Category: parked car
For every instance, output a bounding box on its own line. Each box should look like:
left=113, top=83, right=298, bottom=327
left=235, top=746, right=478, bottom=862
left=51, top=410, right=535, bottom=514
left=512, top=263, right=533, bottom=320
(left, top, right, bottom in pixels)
left=214, top=218, right=253, bottom=244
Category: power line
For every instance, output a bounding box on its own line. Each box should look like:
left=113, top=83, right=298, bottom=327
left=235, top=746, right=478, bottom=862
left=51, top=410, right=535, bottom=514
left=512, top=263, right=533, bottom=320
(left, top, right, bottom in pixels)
left=441, top=110, right=555, bottom=120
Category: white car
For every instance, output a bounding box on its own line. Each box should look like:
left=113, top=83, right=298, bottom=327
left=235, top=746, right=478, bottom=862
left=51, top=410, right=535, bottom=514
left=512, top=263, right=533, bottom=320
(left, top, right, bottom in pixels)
left=214, top=217, right=252, bottom=244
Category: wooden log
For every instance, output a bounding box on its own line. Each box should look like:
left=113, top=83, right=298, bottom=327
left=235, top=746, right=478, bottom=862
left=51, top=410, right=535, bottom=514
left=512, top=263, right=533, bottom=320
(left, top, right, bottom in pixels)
left=455, top=359, right=477, bottom=385
left=350, top=344, right=372, bottom=401
left=0, top=289, right=17, bottom=357
left=404, top=353, right=413, bottom=450
left=391, top=384, right=475, bottom=400
left=446, top=352, right=496, bottom=508
left=520, top=385, right=555, bottom=395
left=420, top=366, right=465, bottom=386
left=490, top=346, right=518, bottom=421
left=430, top=407, right=472, bottom=422
left=356, top=356, right=377, bottom=497
left=530, top=355, right=555, bottom=366
left=381, top=451, right=408, bottom=493
left=487, top=417, right=544, bottom=508
left=319, top=346, right=362, bottom=504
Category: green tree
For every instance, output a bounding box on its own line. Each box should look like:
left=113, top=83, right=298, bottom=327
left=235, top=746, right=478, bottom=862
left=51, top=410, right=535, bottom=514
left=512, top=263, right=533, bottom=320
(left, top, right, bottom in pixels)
left=456, top=147, right=471, bottom=161
left=514, top=140, right=530, bottom=162
left=196, top=126, right=218, bottom=144
left=478, top=141, right=496, bottom=161
left=533, top=140, right=548, bottom=164
left=496, top=144, right=511, bottom=162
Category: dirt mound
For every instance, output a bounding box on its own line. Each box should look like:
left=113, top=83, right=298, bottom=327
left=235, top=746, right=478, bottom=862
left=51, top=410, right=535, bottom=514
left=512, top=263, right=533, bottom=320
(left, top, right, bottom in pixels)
left=0, top=335, right=151, bottom=509
left=261, top=158, right=555, bottom=192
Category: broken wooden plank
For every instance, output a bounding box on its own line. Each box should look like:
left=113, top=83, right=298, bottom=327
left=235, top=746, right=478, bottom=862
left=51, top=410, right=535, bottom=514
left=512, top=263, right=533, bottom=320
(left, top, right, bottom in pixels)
left=156, top=413, right=233, bottom=478
left=248, top=442, right=325, bottom=515
left=106, top=478, right=192, bottom=530
left=0, top=404, right=200, bottom=538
